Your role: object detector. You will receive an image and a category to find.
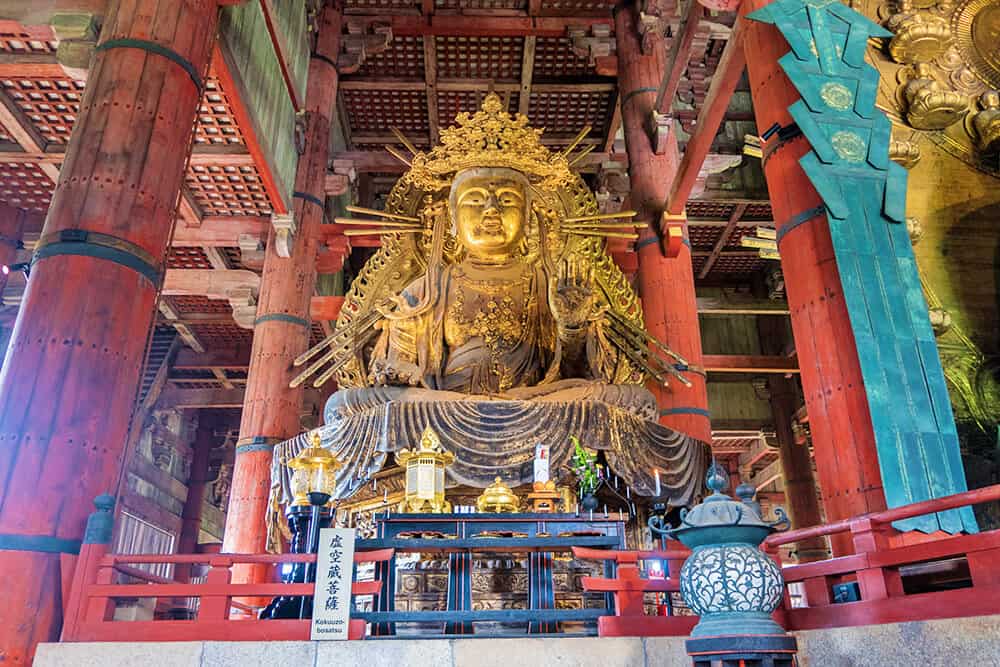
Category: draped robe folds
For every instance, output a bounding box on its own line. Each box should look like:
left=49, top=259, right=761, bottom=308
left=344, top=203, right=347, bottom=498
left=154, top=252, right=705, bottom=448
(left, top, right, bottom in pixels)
left=267, top=261, right=709, bottom=550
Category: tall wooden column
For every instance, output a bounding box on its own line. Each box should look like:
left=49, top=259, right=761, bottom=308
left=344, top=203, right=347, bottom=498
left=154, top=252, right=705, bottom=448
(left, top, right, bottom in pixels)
left=615, top=3, right=711, bottom=443
left=768, top=376, right=827, bottom=562
left=0, top=1, right=219, bottom=662
left=175, top=412, right=217, bottom=583
left=0, top=204, right=26, bottom=299
left=222, top=6, right=341, bottom=576
left=742, top=0, right=885, bottom=552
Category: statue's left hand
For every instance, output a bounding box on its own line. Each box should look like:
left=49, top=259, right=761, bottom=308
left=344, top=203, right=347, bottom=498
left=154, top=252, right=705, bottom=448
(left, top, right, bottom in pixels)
left=552, top=258, right=597, bottom=330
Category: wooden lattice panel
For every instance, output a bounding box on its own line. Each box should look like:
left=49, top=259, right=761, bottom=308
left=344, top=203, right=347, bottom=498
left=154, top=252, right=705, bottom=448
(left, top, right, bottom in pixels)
left=1, top=77, right=83, bottom=145
left=220, top=246, right=244, bottom=270
left=710, top=254, right=765, bottom=275
left=436, top=36, right=523, bottom=80
left=687, top=225, right=723, bottom=250
left=540, top=0, right=617, bottom=13
left=343, top=89, right=427, bottom=134
left=310, top=321, right=326, bottom=347
left=743, top=202, right=773, bottom=220
left=166, top=247, right=213, bottom=270
left=188, top=322, right=253, bottom=348
left=0, top=22, right=57, bottom=54
left=0, top=119, right=14, bottom=144
left=435, top=0, right=527, bottom=9
left=186, top=164, right=274, bottom=216
left=528, top=90, right=612, bottom=140
left=690, top=255, right=706, bottom=275
left=725, top=226, right=757, bottom=249
left=686, top=200, right=737, bottom=220
left=195, top=78, right=245, bottom=147
left=168, top=295, right=232, bottom=315
left=0, top=161, right=52, bottom=212
left=533, top=37, right=596, bottom=79
left=437, top=90, right=518, bottom=129
left=355, top=36, right=424, bottom=78
left=345, top=0, right=420, bottom=9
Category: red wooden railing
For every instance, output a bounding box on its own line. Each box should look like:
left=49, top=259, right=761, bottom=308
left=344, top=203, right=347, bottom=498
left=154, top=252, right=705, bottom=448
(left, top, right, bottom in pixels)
left=61, top=542, right=394, bottom=643
left=574, top=484, right=1000, bottom=636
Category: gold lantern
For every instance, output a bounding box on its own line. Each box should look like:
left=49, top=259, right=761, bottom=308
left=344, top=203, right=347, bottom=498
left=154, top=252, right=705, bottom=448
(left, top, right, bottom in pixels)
left=476, top=477, right=521, bottom=513
left=395, top=427, right=454, bottom=513
left=287, top=431, right=342, bottom=506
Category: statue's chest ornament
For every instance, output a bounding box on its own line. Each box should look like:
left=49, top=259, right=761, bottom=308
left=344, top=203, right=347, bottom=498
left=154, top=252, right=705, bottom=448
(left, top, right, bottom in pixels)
left=447, top=267, right=535, bottom=356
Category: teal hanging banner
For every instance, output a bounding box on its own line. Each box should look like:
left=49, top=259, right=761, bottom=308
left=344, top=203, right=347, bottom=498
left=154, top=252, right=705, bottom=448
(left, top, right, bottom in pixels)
left=748, top=0, right=976, bottom=534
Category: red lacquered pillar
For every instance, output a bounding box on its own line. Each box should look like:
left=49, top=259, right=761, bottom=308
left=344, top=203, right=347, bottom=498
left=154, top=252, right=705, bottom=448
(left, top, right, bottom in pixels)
left=615, top=2, right=711, bottom=443
left=222, top=5, right=342, bottom=581
left=742, top=0, right=885, bottom=553
left=0, top=0, right=219, bottom=662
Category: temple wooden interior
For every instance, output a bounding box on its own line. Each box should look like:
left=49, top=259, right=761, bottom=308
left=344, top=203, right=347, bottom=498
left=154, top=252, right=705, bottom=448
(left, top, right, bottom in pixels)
left=0, top=0, right=998, bottom=662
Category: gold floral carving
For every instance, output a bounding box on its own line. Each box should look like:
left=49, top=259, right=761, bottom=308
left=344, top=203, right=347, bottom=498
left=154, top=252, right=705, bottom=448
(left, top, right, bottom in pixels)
left=903, top=63, right=969, bottom=129
left=971, top=89, right=1000, bottom=153
left=889, top=137, right=923, bottom=167
left=888, top=11, right=955, bottom=63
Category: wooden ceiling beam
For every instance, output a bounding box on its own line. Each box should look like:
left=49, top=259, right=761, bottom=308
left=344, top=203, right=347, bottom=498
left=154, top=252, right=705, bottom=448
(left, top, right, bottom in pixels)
left=664, top=18, right=747, bottom=218
left=170, top=216, right=270, bottom=247
left=424, top=36, right=440, bottom=146
left=338, top=80, right=614, bottom=94
left=656, top=0, right=704, bottom=114
left=0, top=86, right=60, bottom=182
left=345, top=14, right=613, bottom=38
left=174, top=347, right=251, bottom=370
left=702, top=354, right=799, bottom=374
left=697, top=202, right=747, bottom=279
left=331, top=149, right=624, bottom=173
left=518, top=35, right=536, bottom=118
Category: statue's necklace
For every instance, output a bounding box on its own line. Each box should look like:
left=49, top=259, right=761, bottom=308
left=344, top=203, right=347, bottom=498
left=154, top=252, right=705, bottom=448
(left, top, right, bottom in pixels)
left=448, top=264, right=534, bottom=363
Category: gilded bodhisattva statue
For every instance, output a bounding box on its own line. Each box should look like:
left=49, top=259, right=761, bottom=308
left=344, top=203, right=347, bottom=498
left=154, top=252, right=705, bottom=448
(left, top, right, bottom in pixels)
left=268, top=95, right=708, bottom=537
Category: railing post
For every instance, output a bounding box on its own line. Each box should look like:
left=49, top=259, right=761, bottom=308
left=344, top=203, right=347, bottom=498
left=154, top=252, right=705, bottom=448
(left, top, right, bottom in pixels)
left=62, top=494, right=115, bottom=640
left=197, top=557, right=234, bottom=621
left=613, top=552, right=645, bottom=618
left=850, top=518, right=902, bottom=600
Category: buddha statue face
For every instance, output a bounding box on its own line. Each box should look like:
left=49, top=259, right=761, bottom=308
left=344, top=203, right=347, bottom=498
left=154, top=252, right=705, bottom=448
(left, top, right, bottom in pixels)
left=450, top=168, right=529, bottom=260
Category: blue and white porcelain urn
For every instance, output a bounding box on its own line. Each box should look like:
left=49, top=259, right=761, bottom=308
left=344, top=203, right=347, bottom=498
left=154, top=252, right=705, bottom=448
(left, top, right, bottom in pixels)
left=651, top=465, right=790, bottom=637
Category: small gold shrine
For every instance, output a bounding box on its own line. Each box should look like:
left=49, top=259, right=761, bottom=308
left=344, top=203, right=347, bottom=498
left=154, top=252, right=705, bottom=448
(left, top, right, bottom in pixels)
left=395, top=427, right=454, bottom=513
left=476, top=477, right=521, bottom=513
left=525, top=480, right=561, bottom=513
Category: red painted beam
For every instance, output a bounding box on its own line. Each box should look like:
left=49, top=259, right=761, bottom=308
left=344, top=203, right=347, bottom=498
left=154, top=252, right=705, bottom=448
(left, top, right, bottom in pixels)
left=259, top=0, right=304, bottom=110
left=701, top=353, right=799, bottom=373
left=211, top=44, right=289, bottom=215
left=656, top=0, right=704, bottom=114
left=349, top=14, right=614, bottom=38
left=664, top=18, right=747, bottom=218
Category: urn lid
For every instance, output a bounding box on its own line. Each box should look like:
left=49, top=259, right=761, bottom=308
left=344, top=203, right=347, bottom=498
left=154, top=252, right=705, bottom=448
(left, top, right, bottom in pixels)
left=669, top=464, right=788, bottom=542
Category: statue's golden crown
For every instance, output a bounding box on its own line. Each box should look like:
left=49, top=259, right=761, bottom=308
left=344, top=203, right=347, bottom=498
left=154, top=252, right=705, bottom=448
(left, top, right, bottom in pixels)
left=407, top=92, right=575, bottom=192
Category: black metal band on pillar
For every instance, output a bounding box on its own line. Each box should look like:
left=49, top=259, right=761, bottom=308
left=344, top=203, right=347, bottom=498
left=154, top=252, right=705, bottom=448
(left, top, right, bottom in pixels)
left=775, top=205, right=827, bottom=246
left=293, top=191, right=325, bottom=211
left=32, top=229, right=163, bottom=288
left=311, top=53, right=338, bottom=71
left=254, top=313, right=310, bottom=328
left=95, top=38, right=203, bottom=92
left=621, top=86, right=658, bottom=108
left=235, top=436, right=283, bottom=456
